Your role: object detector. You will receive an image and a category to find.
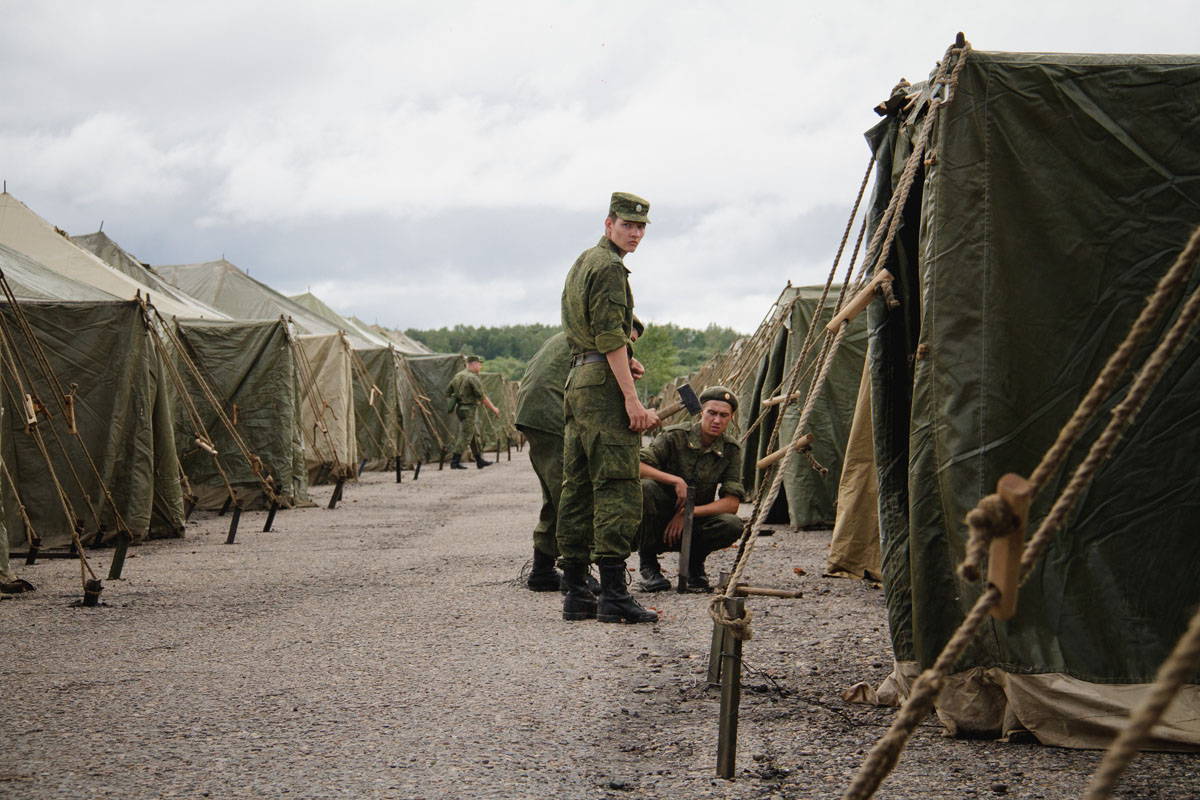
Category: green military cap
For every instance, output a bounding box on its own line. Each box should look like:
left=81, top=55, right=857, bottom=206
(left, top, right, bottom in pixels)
left=610, top=192, right=650, bottom=223
left=631, top=314, right=645, bottom=337
left=699, top=385, right=738, bottom=412
left=466, top=354, right=482, bottom=364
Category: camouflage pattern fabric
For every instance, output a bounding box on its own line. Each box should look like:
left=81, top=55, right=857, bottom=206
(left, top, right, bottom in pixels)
left=453, top=404, right=478, bottom=457
left=522, top=428, right=563, bottom=558
left=560, top=237, right=634, bottom=358
left=639, top=422, right=747, bottom=506
left=639, top=480, right=742, bottom=558
left=556, top=236, right=641, bottom=565
left=515, top=332, right=572, bottom=557
left=448, top=368, right=485, bottom=405
left=514, top=332, right=570, bottom=437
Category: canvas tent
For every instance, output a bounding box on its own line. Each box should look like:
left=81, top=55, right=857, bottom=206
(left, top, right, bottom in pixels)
left=866, top=51, right=1200, bottom=748
left=0, top=193, right=226, bottom=321
left=156, top=261, right=358, bottom=483
left=290, top=292, right=402, bottom=469
left=397, top=353, right=465, bottom=465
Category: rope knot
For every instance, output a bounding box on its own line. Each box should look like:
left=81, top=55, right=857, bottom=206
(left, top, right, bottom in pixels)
left=707, top=595, right=755, bottom=641
left=959, top=493, right=1019, bottom=582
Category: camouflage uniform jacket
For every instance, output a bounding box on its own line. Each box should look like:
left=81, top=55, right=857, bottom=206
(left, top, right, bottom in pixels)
left=640, top=422, right=748, bottom=506
left=448, top=369, right=485, bottom=406
left=561, top=236, right=634, bottom=357
left=514, top=332, right=570, bottom=437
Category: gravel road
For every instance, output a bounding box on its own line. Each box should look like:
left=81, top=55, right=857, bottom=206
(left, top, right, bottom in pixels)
left=2, top=449, right=1195, bottom=799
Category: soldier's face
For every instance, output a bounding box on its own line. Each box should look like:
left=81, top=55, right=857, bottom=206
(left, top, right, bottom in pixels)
left=700, top=401, right=733, bottom=438
left=605, top=216, right=647, bottom=255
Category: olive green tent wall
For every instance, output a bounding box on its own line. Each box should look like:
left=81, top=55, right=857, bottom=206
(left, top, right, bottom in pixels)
left=737, top=285, right=867, bottom=527
left=296, top=333, right=356, bottom=483
left=353, top=346, right=401, bottom=469
left=1, top=301, right=185, bottom=549
left=398, top=353, right=465, bottom=464
left=170, top=318, right=309, bottom=509
left=869, top=51, right=1200, bottom=747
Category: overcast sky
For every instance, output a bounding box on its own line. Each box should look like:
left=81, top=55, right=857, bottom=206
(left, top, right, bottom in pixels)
left=1, top=1, right=1196, bottom=333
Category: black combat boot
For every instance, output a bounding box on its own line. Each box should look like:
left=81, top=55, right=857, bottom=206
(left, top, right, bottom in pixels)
left=561, top=563, right=598, bottom=621
left=597, top=561, right=658, bottom=624
left=686, top=549, right=713, bottom=592
left=527, top=548, right=562, bottom=592
left=450, top=454, right=467, bottom=470
left=475, top=455, right=491, bottom=469
left=638, top=552, right=670, bottom=592
left=560, top=567, right=601, bottom=595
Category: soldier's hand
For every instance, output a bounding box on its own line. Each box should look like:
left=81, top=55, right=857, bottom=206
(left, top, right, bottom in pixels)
left=629, top=357, right=645, bottom=380
left=492, top=406, right=500, bottom=416
left=673, top=477, right=688, bottom=509
left=664, top=512, right=685, bottom=546
left=626, top=398, right=658, bottom=433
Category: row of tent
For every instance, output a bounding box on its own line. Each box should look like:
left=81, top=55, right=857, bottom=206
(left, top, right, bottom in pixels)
left=0, top=191, right=519, bottom=578
left=654, top=49, right=1200, bottom=751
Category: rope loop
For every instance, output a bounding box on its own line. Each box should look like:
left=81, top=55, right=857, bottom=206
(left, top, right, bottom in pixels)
left=707, top=595, right=755, bottom=641
left=959, top=493, right=1018, bottom=582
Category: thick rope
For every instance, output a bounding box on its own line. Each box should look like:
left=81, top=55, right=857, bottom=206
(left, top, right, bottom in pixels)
left=1084, top=607, right=1200, bottom=800
left=843, top=224, right=1200, bottom=800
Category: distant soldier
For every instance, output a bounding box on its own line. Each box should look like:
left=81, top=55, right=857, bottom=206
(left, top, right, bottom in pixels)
left=515, top=318, right=644, bottom=592
left=447, top=355, right=500, bottom=470
left=637, top=386, right=746, bottom=592
left=557, top=192, right=659, bottom=624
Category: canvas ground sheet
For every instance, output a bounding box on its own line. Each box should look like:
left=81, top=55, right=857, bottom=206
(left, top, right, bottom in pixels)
left=738, top=285, right=866, bottom=528
left=171, top=318, right=308, bottom=509
left=0, top=301, right=185, bottom=549
left=869, top=51, right=1200, bottom=746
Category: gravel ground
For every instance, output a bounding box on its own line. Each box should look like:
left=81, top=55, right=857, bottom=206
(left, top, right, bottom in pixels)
left=2, top=448, right=1195, bottom=799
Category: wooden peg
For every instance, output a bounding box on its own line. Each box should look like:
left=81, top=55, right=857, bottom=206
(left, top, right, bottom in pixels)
left=988, top=473, right=1033, bottom=621
left=756, top=433, right=814, bottom=471
left=195, top=437, right=218, bottom=456
left=64, top=393, right=77, bottom=434
left=825, top=269, right=894, bottom=332
left=761, top=389, right=802, bottom=408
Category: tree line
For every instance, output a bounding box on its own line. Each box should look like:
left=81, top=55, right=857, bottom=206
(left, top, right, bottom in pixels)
left=404, top=322, right=743, bottom=398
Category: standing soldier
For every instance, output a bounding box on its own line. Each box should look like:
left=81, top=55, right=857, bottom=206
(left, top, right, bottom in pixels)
left=515, top=318, right=644, bottom=592
left=557, top=192, right=660, bottom=624
left=447, top=355, right=500, bottom=470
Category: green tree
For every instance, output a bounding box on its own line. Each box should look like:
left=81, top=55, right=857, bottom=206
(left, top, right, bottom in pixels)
left=634, top=324, right=680, bottom=402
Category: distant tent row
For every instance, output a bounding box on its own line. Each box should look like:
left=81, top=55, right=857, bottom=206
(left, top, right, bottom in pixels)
left=0, top=190, right=515, bottom=589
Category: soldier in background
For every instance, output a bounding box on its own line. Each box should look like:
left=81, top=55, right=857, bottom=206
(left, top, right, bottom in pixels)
left=515, top=317, right=644, bottom=592
left=637, top=386, right=746, bottom=592
left=447, top=355, right=500, bottom=470
left=557, top=192, right=659, bottom=624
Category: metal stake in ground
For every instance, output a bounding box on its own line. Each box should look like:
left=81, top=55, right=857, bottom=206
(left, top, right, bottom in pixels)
left=263, top=501, right=279, bottom=532
left=328, top=475, right=346, bottom=509
left=676, top=486, right=695, bottom=593
left=107, top=530, right=131, bottom=579
left=717, top=596, right=746, bottom=779
left=225, top=501, right=242, bottom=544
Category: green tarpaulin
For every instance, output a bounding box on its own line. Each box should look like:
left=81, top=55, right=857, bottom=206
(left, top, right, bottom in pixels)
left=170, top=318, right=309, bottom=509
left=738, top=285, right=867, bottom=527
left=1, top=301, right=185, bottom=549
left=869, top=51, right=1200, bottom=747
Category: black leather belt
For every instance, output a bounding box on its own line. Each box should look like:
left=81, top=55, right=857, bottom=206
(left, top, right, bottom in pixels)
left=570, top=351, right=607, bottom=367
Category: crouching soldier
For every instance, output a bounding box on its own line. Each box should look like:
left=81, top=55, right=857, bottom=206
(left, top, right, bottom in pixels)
left=638, top=386, right=746, bottom=592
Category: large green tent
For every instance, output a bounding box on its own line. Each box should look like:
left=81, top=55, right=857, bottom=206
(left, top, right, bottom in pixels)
left=736, top=285, right=868, bottom=527
left=398, top=353, right=466, bottom=465
left=156, top=261, right=358, bottom=483
left=868, top=51, right=1200, bottom=748
left=169, top=318, right=309, bottom=509
left=0, top=300, right=185, bottom=550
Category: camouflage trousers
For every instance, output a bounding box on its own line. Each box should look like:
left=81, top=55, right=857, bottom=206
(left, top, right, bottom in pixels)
left=556, top=362, right=641, bottom=565
left=520, top=426, right=563, bottom=559
left=639, top=479, right=742, bottom=563
left=453, top=404, right=478, bottom=458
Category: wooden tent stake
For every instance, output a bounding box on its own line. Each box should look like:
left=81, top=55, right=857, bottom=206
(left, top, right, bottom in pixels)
left=989, top=473, right=1032, bottom=620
